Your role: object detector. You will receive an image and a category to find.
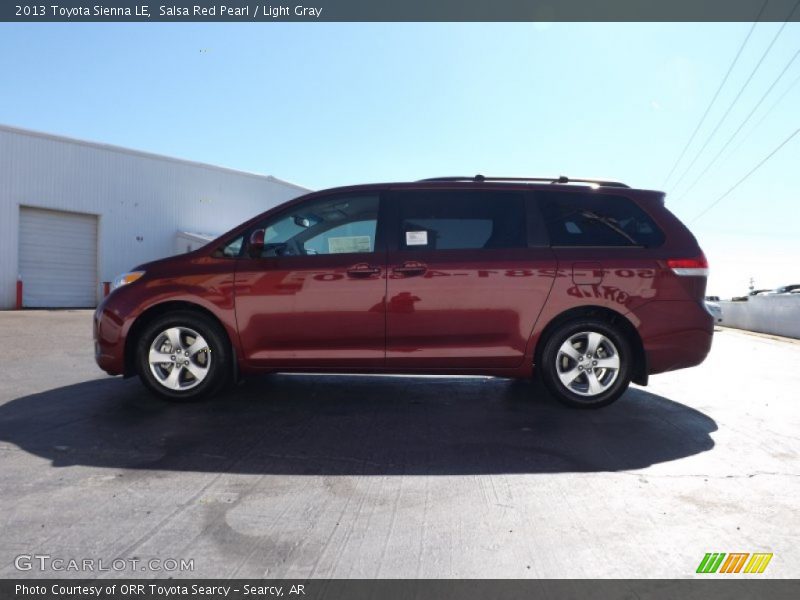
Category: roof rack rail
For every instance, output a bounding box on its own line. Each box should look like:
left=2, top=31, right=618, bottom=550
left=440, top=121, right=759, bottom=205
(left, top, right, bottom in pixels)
left=417, top=175, right=630, bottom=188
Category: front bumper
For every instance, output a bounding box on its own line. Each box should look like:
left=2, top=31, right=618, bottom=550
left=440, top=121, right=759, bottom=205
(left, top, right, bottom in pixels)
left=93, top=300, right=126, bottom=376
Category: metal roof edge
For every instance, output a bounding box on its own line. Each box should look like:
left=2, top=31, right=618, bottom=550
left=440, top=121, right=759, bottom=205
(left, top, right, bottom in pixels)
left=0, top=123, right=312, bottom=192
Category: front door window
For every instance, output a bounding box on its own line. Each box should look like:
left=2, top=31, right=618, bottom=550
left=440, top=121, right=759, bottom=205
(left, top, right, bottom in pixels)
left=253, top=194, right=379, bottom=257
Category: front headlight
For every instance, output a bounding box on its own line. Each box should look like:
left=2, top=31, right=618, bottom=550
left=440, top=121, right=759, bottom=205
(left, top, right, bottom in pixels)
left=112, top=271, right=146, bottom=290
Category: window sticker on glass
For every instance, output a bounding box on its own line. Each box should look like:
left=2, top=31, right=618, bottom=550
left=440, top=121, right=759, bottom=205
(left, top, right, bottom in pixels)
left=327, top=236, right=372, bottom=254
left=406, top=231, right=428, bottom=246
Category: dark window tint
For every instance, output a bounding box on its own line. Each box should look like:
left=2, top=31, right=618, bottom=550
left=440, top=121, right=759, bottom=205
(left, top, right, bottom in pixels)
left=397, top=190, right=526, bottom=250
left=538, top=192, right=664, bottom=247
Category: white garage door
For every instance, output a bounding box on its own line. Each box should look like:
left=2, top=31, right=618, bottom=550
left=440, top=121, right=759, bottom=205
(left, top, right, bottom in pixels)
left=18, top=207, right=99, bottom=308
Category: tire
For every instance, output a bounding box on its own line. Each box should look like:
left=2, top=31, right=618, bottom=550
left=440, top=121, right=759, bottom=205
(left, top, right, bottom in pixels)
left=135, top=310, right=231, bottom=402
left=538, top=318, right=632, bottom=409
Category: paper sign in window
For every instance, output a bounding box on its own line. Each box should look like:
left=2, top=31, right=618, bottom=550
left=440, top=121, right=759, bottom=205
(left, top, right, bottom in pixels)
left=327, top=236, right=372, bottom=254
left=406, top=231, right=428, bottom=246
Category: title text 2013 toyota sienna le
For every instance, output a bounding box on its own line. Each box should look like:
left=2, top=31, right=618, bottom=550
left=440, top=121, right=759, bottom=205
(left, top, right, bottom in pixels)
left=94, top=175, right=713, bottom=408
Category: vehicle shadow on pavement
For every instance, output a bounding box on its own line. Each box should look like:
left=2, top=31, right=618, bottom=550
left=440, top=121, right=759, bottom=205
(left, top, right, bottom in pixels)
left=0, top=375, right=716, bottom=475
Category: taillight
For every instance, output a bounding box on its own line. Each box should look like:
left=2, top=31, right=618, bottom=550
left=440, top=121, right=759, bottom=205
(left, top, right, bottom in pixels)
left=667, top=255, right=709, bottom=277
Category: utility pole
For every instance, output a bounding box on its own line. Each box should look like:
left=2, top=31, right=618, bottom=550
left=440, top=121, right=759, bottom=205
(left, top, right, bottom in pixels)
left=749, top=277, right=755, bottom=293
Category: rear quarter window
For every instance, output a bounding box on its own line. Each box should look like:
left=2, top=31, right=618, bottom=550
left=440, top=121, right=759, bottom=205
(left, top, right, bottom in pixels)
left=537, top=191, right=664, bottom=247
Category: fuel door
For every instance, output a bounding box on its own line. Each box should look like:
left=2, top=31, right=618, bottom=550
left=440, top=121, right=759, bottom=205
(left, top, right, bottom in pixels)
left=572, top=262, right=604, bottom=285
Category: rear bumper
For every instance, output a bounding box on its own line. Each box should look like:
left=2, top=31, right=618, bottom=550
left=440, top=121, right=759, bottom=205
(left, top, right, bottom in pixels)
left=632, top=300, right=714, bottom=375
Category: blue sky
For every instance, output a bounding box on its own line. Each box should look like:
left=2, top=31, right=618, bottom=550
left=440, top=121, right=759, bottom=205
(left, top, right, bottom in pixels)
left=1, top=22, right=798, bottom=297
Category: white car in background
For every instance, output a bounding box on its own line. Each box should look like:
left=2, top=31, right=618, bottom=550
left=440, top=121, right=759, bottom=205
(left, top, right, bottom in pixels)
left=705, top=300, right=723, bottom=323
left=761, top=284, right=800, bottom=295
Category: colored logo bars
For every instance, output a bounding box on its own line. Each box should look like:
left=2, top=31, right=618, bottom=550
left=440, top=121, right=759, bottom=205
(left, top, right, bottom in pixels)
left=696, top=552, right=773, bottom=574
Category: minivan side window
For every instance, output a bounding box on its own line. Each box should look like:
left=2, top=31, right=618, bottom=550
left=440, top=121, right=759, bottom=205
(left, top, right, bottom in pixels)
left=538, top=191, right=664, bottom=247
left=251, top=194, right=380, bottom=257
left=396, top=190, right=526, bottom=251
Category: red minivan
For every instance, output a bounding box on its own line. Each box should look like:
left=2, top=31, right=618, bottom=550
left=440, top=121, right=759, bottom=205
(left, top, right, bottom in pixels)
left=94, top=176, right=713, bottom=408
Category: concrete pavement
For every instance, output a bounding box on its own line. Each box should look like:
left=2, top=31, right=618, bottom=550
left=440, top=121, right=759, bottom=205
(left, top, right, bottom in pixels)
left=0, top=311, right=797, bottom=578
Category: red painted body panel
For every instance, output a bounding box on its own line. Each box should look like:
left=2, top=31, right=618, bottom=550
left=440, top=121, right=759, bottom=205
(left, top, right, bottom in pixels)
left=628, top=300, right=714, bottom=374
left=234, top=253, right=387, bottom=368
left=94, top=256, right=241, bottom=376
left=385, top=247, right=556, bottom=368
left=94, top=180, right=714, bottom=383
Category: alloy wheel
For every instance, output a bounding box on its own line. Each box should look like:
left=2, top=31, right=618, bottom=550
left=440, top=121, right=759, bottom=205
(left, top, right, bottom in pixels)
left=147, top=326, right=211, bottom=391
left=555, top=331, right=621, bottom=397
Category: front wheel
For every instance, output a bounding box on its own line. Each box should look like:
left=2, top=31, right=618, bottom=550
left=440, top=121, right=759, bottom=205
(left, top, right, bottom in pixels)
left=135, top=311, right=231, bottom=401
left=539, top=319, right=632, bottom=409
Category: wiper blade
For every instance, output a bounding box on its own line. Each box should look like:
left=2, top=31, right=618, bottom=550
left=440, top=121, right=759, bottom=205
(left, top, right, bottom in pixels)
left=580, top=210, right=639, bottom=245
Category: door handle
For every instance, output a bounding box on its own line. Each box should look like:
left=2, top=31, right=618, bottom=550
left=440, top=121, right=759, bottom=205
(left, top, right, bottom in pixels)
left=346, top=263, right=381, bottom=277
left=392, top=261, right=428, bottom=276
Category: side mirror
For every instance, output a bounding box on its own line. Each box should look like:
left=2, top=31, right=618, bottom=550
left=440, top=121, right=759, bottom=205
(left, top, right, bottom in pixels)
left=249, top=229, right=266, bottom=256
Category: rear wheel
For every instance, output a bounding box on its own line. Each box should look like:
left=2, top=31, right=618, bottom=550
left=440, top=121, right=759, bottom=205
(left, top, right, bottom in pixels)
left=539, top=319, right=632, bottom=408
left=135, top=311, right=230, bottom=401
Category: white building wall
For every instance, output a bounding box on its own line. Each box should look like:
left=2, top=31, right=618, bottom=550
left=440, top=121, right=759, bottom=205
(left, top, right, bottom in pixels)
left=719, top=295, right=800, bottom=339
left=0, top=124, right=310, bottom=309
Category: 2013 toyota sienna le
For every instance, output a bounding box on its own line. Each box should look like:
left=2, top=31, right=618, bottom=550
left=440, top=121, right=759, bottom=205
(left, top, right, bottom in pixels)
left=94, top=175, right=714, bottom=408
